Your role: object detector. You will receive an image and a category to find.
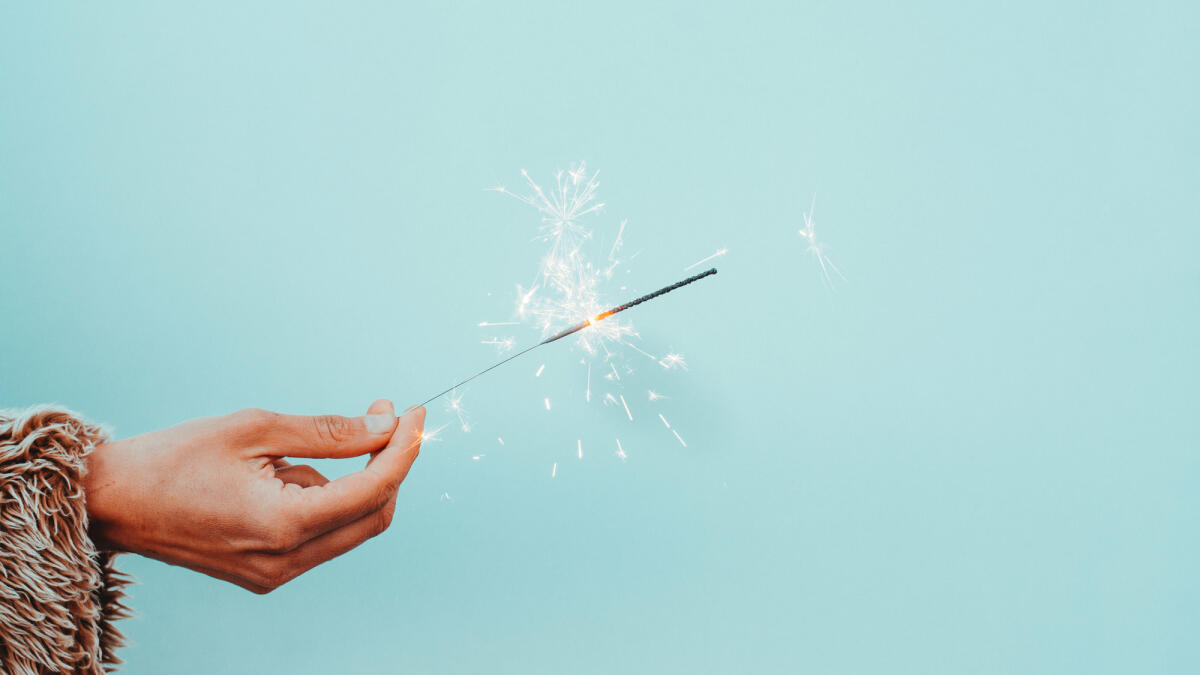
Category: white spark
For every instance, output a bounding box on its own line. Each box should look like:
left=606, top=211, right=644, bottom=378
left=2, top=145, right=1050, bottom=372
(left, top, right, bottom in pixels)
left=609, top=362, right=621, bottom=381
left=551, top=462, right=558, bottom=478
left=577, top=439, right=583, bottom=459
left=421, top=423, right=449, bottom=444
left=497, top=436, right=505, bottom=445
left=446, top=389, right=471, bottom=432
left=608, top=219, right=627, bottom=261
left=544, top=397, right=552, bottom=411
left=619, top=394, right=633, bottom=421
left=659, top=353, right=687, bottom=370
left=671, top=429, right=687, bottom=447
left=482, top=337, right=516, bottom=352
left=472, top=454, right=485, bottom=461
left=648, top=390, right=667, bottom=401
left=535, top=364, right=546, bottom=377
left=684, top=247, right=727, bottom=271
left=626, top=342, right=658, bottom=361
left=658, top=413, right=671, bottom=428
left=615, top=439, right=627, bottom=461
left=440, top=492, right=452, bottom=501
left=798, top=195, right=846, bottom=288
left=586, top=364, right=592, bottom=403
left=478, top=321, right=520, bottom=327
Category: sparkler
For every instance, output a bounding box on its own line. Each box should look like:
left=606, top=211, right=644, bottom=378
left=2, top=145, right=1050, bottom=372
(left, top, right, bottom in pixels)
left=419, top=267, right=718, bottom=407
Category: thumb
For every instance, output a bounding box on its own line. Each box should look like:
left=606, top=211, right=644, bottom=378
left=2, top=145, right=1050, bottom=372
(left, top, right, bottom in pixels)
left=253, top=403, right=398, bottom=459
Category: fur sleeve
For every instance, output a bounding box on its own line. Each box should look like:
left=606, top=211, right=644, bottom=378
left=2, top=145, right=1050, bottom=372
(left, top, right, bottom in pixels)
left=0, top=406, right=132, bottom=674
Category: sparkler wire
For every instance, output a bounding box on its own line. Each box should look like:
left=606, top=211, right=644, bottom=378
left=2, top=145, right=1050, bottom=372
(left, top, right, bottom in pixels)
left=419, top=268, right=717, bottom=407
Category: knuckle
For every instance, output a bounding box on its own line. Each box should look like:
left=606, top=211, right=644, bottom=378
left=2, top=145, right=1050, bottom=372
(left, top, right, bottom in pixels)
left=252, top=559, right=298, bottom=591
left=233, top=407, right=277, bottom=433
left=262, top=522, right=303, bottom=553
left=313, top=415, right=354, bottom=444
left=372, top=506, right=394, bottom=536
left=257, top=568, right=290, bottom=591
left=376, top=479, right=399, bottom=511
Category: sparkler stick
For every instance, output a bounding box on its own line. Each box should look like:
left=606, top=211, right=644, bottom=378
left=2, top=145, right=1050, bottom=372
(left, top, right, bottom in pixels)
left=419, top=267, right=718, bottom=407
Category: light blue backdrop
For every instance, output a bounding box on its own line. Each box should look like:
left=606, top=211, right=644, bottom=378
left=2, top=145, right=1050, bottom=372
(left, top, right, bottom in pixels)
left=2, top=2, right=1197, bottom=673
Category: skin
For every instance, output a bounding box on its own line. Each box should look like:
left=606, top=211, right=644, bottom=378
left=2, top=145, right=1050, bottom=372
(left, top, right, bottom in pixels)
left=82, top=399, right=424, bottom=593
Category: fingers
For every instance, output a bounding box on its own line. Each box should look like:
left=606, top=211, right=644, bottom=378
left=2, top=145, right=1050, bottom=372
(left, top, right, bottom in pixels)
left=234, top=404, right=398, bottom=459
left=274, top=464, right=329, bottom=488
left=245, top=498, right=399, bottom=593
left=284, top=406, right=424, bottom=542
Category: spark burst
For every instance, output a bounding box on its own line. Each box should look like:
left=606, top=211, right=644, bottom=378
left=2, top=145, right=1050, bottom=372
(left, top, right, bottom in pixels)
left=799, top=195, right=845, bottom=288
left=430, top=164, right=719, bottom=478
left=446, top=389, right=470, bottom=432
left=492, top=162, right=636, bottom=355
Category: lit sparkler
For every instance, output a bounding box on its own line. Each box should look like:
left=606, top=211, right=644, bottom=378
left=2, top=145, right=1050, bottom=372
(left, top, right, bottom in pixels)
left=420, top=267, right=718, bottom=407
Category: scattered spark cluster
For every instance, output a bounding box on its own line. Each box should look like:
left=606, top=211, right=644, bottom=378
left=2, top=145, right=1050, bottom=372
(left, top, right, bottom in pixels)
left=467, top=162, right=697, bottom=476
left=486, top=164, right=639, bottom=356
left=432, top=163, right=839, bottom=489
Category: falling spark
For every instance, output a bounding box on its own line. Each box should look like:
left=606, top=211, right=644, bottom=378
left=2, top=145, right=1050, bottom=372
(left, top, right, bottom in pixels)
left=577, top=440, right=583, bottom=459
left=615, top=439, right=627, bottom=461
left=478, top=321, right=520, bottom=327
left=658, top=413, right=671, bottom=428
left=798, top=195, right=846, bottom=288
left=544, top=398, right=552, bottom=411
left=585, top=364, right=592, bottom=403
left=609, top=219, right=626, bottom=260
left=684, top=248, right=728, bottom=271
left=648, top=390, right=667, bottom=401
left=604, top=393, right=618, bottom=406
left=671, top=429, right=687, bottom=447
left=482, top=337, right=516, bottom=352
left=608, top=362, right=621, bottom=381
left=472, top=454, right=485, bottom=461
left=440, top=492, right=452, bottom=501
left=619, top=394, right=633, bottom=421
left=659, top=353, right=687, bottom=370
left=551, top=462, right=558, bottom=478
left=535, top=364, right=546, bottom=377
left=497, top=436, right=505, bottom=445
left=626, top=342, right=658, bottom=361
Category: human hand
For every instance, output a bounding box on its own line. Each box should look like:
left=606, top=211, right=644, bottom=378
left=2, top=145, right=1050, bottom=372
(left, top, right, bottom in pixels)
left=83, top=400, right=425, bottom=593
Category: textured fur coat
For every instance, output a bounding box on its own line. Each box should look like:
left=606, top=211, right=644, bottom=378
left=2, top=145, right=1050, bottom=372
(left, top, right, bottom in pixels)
left=0, top=407, right=131, bottom=674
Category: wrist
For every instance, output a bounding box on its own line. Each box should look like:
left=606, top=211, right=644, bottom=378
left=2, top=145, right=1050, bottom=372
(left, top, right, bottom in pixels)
left=83, top=441, right=129, bottom=552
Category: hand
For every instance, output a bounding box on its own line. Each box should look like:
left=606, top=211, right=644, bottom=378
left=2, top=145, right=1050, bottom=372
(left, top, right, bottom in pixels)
left=83, top=400, right=425, bottom=593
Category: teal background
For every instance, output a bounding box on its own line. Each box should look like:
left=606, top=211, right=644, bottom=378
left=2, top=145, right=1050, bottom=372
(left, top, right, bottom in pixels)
left=2, top=2, right=1198, bottom=673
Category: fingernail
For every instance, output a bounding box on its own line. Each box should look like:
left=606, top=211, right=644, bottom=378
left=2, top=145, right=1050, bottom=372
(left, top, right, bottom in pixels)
left=365, top=414, right=394, bottom=434
left=400, top=406, right=426, bottom=429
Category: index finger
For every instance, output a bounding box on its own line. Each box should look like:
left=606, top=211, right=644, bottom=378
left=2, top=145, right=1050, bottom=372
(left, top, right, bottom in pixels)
left=284, top=406, right=425, bottom=541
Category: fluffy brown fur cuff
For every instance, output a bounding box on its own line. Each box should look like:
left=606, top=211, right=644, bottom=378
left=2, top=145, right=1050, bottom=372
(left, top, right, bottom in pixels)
left=0, top=407, right=132, bottom=674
